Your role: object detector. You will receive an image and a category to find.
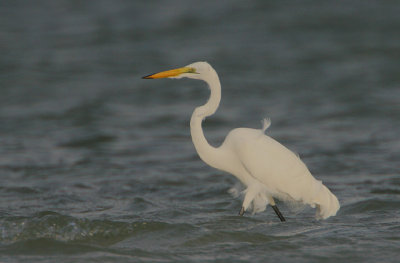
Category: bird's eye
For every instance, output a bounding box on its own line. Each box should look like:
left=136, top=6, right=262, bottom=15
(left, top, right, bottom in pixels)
left=187, top=67, right=198, bottom=74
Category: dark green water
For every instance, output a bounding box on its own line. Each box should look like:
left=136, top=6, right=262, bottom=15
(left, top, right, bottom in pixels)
left=1, top=1, right=399, bottom=262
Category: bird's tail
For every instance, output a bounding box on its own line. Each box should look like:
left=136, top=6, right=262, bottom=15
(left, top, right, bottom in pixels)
left=311, top=182, right=340, bottom=220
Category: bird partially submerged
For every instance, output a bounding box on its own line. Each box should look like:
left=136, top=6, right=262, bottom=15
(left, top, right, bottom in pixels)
left=143, top=61, right=340, bottom=221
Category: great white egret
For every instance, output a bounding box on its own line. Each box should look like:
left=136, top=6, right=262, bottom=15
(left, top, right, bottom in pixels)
left=143, top=61, right=340, bottom=221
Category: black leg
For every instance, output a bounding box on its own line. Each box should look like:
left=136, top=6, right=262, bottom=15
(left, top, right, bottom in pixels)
left=238, top=206, right=245, bottom=216
left=271, top=205, right=286, bottom=222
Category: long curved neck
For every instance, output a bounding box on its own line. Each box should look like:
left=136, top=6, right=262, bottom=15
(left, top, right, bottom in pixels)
left=190, top=69, right=222, bottom=169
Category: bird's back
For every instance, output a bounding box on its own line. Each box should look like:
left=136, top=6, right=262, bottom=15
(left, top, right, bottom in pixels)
left=224, top=128, right=313, bottom=191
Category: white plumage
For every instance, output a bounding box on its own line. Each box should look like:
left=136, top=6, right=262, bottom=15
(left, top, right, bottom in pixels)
left=221, top=123, right=339, bottom=219
left=143, top=61, right=340, bottom=221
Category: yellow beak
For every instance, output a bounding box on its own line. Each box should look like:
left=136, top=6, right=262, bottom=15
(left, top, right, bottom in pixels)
left=142, top=67, right=196, bottom=79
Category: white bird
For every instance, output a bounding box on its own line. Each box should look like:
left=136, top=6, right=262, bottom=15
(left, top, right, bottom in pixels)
left=143, top=61, right=340, bottom=221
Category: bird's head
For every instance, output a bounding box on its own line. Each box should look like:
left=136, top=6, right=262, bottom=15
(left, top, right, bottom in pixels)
left=142, top=61, right=213, bottom=80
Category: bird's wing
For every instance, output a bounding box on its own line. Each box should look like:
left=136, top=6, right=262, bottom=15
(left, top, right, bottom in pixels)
left=235, top=132, right=315, bottom=201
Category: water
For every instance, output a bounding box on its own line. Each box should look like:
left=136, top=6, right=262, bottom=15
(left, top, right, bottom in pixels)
left=1, top=0, right=399, bottom=262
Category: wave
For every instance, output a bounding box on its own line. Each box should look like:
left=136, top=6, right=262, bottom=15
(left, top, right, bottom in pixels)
left=0, top=211, right=174, bottom=247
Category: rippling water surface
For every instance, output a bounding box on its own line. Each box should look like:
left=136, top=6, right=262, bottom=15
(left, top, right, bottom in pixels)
left=1, top=1, right=400, bottom=262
